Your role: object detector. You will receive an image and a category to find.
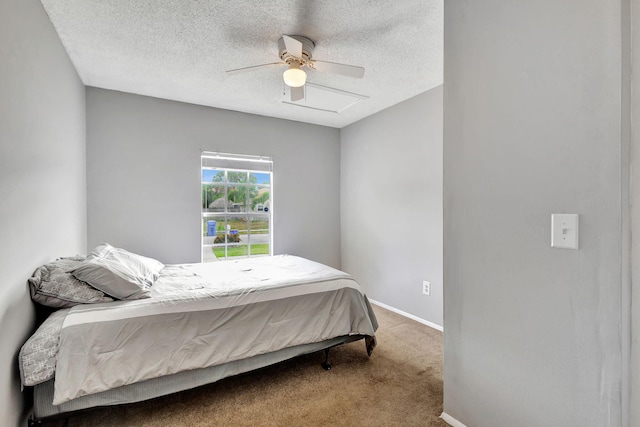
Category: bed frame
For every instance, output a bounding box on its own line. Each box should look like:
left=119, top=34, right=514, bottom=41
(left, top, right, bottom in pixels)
left=27, top=334, right=374, bottom=426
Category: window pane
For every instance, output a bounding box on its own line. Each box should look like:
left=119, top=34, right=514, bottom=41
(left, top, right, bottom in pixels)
left=249, top=218, right=269, bottom=256
left=227, top=185, right=249, bottom=213
left=227, top=171, right=248, bottom=183
left=212, top=246, right=225, bottom=259
left=202, top=169, right=225, bottom=183
left=250, top=244, right=270, bottom=256
left=252, top=188, right=270, bottom=213
left=203, top=218, right=215, bottom=244
left=203, top=217, right=225, bottom=241
left=250, top=217, right=269, bottom=237
left=227, top=216, right=248, bottom=236
left=203, top=246, right=219, bottom=263
left=250, top=172, right=270, bottom=185
left=202, top=184, right=225, bottom=211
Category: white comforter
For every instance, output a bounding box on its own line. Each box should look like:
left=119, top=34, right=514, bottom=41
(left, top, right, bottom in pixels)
left=52, top=255, right=377, bottom=405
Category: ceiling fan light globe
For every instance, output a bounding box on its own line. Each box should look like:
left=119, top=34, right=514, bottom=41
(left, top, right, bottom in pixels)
left=283, top=67, right=306, bottom=87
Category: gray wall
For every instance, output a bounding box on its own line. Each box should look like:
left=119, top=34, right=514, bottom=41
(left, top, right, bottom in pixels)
left=340, top=87, right=443, bottom=327
left=444, top=1, right=623, bottom=426
left=631, top=0, right=639, bottom=424
left=86, top=88, right=341, bottom=268
left=0, top=1, right=86, bottom=426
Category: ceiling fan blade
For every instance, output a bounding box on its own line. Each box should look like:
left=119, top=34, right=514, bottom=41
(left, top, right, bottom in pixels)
left=226, top=62, right=285, bottom=75
left=290, top=85, right=305, bottom=102
left=282, top=35, right=303, bottom=59
left=311, top=60, right=365, bottom=79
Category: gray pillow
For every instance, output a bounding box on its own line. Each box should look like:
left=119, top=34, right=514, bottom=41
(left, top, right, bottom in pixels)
left=71, top=243, right=164, bottom=300
left=28, top=257, right=114, bottom=308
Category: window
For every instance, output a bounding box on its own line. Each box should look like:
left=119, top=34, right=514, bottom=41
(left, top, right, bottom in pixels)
left=201, top=152, right=272, bottom=262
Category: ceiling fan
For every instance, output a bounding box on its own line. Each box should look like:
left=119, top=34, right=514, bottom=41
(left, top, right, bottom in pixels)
left=225, top=35, right=365, bottom=102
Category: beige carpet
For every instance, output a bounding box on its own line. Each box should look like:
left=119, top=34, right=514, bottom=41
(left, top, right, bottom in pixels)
left=42, top=306, right=447, bottom=427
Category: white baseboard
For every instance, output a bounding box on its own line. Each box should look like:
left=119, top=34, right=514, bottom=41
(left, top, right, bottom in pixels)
left=440, top=412, right=468, bottom=427
left=369, top=299, right=443, bottom=332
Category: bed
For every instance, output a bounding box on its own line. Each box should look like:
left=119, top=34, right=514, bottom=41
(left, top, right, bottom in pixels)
left=20, top=244, right=378, bottom=424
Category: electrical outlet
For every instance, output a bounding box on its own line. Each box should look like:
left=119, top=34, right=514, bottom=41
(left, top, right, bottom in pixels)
left=422, top=281, right=431, bottom=296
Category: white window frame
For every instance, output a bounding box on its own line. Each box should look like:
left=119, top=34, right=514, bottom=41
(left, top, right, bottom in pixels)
left=201, top=152, right=273, bottom=262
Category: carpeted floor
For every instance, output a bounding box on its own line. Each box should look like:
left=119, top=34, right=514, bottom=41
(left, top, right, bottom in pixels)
left=40, top=305, right=447, bottom=427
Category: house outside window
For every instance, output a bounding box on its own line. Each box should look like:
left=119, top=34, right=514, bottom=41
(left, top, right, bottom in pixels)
left=201, top=152, right=272, bottom=262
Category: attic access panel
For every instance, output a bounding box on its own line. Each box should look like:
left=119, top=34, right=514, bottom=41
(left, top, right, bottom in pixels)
left=281, top=82, right=368, bottom=113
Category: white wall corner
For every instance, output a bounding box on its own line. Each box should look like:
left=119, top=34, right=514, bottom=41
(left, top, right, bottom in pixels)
left=440, top=412, right=469, bottom=427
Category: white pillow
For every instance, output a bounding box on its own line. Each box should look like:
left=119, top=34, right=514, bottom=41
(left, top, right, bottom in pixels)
left=72, top=243, right=164, bottom=300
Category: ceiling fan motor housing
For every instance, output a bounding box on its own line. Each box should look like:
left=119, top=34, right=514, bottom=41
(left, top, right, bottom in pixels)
left=278, top=35, right=315, bottom=64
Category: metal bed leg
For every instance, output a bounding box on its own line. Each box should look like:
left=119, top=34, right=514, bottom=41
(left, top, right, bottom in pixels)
left=28, top=413, right=69, bottom=426
left=27, top=414, right=41, bottom=427
left=321, top=348, right=331, bottom=370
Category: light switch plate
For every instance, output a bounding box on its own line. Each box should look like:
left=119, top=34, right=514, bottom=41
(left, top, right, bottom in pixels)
left=551, top=214, right=579, bottom=249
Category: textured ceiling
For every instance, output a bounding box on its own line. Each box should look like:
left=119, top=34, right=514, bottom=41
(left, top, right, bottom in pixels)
left=40, top=0, right=443, bottom=128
